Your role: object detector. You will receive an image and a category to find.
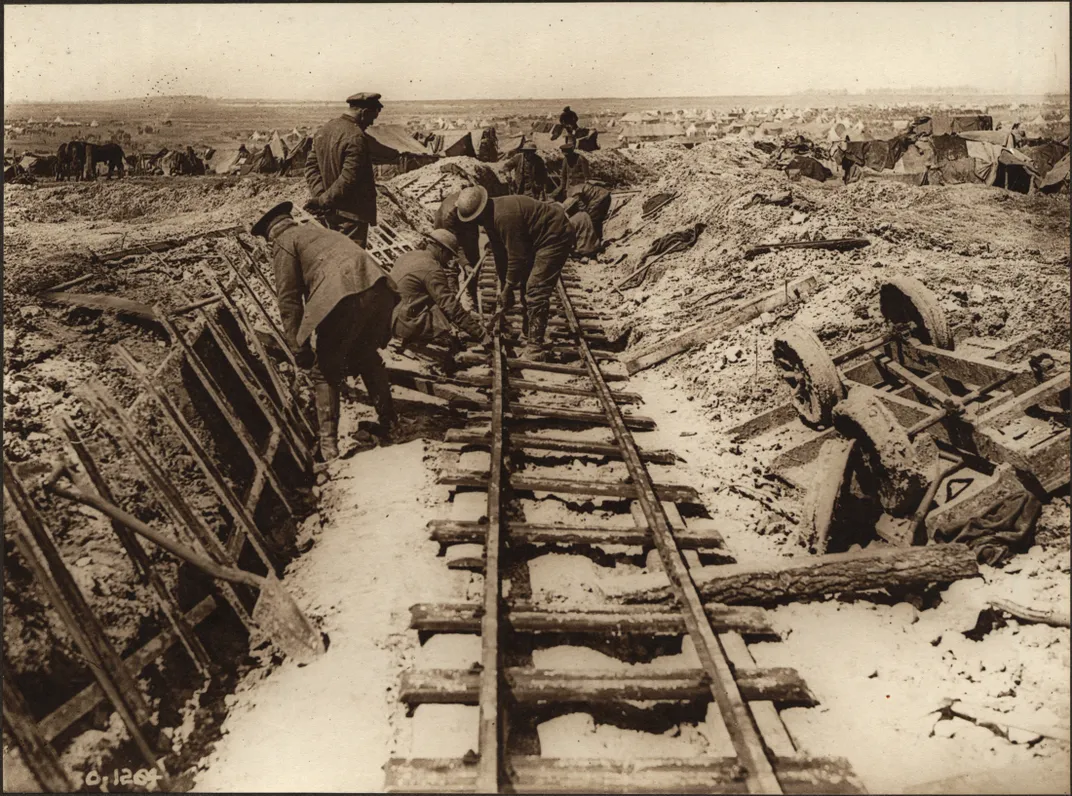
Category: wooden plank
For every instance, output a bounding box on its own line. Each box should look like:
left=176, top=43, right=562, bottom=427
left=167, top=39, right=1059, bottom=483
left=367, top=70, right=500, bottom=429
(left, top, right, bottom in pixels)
left=3, top=674, right=73, bottom=792
left=37, top=597, right=217, bottom=743
left=455, top=352, right=627, bottom=380
left=900, top=341, right=1035, bottom=395
left=449, top=373, right=642, bottom=404
left=384, top=756, right=864, bottom=794
left=409, top=602, right=775, bottom=638
left=114, top=345, right=281, bottom=575
left=427, top=518, right=723, bottom=548
left=556, top=281, right=784, bottom=793
left=444, top=430, right=675, bottom=464
left=720, top=631, right=798, bottom=758
left=622, top=276, right=818, bottom=375
left=439, top=471, right=701, bottom=503
left=476, top=334, right=505, bottom=792
left=3, top=462, right=161, bottom=772
left=38, top=291, right=156, bottom=319
left=744, top=238, right=870, bottom=260
left=56, top=412, right=212, bottom=675
left=400, top=667, right=815, bottom=706
left=464, top=402, right=654, bottom=430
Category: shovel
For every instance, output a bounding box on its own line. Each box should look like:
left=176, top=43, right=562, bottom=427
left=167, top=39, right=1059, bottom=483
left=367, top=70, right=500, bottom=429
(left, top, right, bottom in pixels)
left=45, top=463, right=325, bottom=664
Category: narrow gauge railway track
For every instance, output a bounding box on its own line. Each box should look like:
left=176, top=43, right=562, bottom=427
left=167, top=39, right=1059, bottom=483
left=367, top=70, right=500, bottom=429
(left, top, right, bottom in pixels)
left=386, top=270, right=865, bottom=794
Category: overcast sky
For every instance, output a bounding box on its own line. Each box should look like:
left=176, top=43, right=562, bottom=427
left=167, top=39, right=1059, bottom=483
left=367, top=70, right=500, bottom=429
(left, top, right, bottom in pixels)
left=4, top=3, right=1069, bottom=103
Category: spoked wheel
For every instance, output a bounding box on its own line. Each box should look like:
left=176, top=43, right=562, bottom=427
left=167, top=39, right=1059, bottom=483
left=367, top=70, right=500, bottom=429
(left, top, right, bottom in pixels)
left=879, top=277, right=953, bottom=350
left=773, top=324, right=845, bottom=428
left=831, top=387, right=938, bottom=516
left=802, top=438, right=856, bottom=554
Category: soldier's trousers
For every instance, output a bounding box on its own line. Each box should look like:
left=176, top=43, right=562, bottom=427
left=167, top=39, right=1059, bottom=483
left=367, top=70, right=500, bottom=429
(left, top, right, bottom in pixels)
left=496, top=237, right=570, bottom=345
left=311, top=281, right=397, bottom=424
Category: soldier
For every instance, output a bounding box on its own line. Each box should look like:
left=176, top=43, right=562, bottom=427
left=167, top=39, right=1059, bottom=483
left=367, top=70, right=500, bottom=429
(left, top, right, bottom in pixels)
left=391, top=229, right=484, bottom=351
left=434, top=189, right=483, bottom=305
left=559, top=106, right=580, bottom=146
left=304, top=92, right=383, bottom=247
left=455, top=186, right=572, bottom=361
left=565, top=181, right=612, bottom=239
left=557, top=142, right=591, bottom=199
left=503, top=140, right=550, bottom=200
left=251, top=201, right=400, bottom=462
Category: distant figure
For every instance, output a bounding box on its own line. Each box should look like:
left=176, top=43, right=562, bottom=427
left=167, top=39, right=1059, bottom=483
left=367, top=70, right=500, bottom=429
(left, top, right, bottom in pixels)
left=55, top=142, right=69, bottom=181
left=504, top=141, right=550, bottom=200
left=251, top=201, right=401, bottom=461
left=556, top=142, right=591, bottom=199
left=391, top=229, right=483, bottom=351
left=455, top=187, right=572, bottom=361
left=304, top=92, right=383, bottom=247
left=559, top=106, right=580, bottom=145
left=1010, top=122, right=1026, bottom=149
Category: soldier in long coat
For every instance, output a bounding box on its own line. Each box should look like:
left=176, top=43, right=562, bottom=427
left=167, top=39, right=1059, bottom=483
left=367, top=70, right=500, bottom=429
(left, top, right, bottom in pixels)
left=504, top=141, right=551, bottom=200
left=304, top=92, right=383, bottom=247
left=251, top=201, right=400, bottom=461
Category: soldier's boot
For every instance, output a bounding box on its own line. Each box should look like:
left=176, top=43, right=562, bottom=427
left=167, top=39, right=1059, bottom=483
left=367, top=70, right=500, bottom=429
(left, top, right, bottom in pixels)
left=519, top=307, right=549, bottom=362
left=362, top=363, right=401, bottom=441
left=314, top=382, right=340, bottom=462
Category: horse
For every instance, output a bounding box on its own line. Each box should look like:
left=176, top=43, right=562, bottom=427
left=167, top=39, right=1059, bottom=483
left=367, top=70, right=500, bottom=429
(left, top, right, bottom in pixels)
left=84, top=142, right=126, bottom=179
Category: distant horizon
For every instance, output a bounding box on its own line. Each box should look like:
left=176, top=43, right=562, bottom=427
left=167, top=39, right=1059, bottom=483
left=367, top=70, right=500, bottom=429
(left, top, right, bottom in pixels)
left=7, top=89, right=1071, bottom=108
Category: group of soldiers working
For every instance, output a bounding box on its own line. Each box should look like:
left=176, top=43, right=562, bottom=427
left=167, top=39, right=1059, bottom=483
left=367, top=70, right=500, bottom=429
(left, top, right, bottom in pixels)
left=250, top=92, right=614, bottom=464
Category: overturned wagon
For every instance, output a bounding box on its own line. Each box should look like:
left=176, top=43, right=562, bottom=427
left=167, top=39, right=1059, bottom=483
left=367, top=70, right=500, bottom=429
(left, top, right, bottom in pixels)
left=733, top=277, right=1069, bottom=561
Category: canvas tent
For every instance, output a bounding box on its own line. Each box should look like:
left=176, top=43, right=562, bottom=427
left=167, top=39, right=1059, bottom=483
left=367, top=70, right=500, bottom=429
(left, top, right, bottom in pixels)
left=1038, top=153, right=1069, bottom=193
left=618, top=123, right=686, bottom=144
left=366, top=125, right=437, bottom=174
left=428, top=130, right=475, bottom=158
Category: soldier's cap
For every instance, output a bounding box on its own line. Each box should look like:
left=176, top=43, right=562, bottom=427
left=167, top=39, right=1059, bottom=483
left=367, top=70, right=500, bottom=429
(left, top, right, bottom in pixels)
left=519, top=140, right=537, bottom=152
left=251, top=201, right=294, bottom=239
left=346, top=92, right=383, bottom=108
left=424, top=228, right=459, bottom=257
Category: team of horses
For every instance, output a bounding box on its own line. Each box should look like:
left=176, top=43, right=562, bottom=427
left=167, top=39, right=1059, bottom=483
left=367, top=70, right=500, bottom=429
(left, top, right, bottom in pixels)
left=55, top=140, right=127, bottom=180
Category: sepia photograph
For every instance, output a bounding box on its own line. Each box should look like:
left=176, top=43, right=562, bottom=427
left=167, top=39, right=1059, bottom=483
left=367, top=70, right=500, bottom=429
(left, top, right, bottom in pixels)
left=3, top=2, right=1070, bottom=793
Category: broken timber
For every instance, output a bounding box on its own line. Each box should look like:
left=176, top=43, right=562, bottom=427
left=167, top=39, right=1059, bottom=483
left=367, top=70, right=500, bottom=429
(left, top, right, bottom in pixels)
left=615, top=543, right=979, bottom=605
left=622, top=276, right=818, bottom=375
left=744, top=238, right=870, bottom=260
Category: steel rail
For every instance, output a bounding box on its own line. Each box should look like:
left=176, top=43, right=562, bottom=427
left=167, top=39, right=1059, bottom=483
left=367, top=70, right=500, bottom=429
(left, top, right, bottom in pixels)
left=555, top=279, right=783, bottom=795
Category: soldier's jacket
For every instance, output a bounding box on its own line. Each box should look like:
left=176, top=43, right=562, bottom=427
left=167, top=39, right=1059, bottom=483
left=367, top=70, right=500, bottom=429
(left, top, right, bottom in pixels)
left=391, top=250, right=482, bottom=341
left=559, top=153, right=591, bottom=198
left=485, top=195, right=572, bottom=289
left=305, top=115, right=377, bottom=224
left=504, top=152, right=550, bottom=199
left=270, top=219, right=397, bottom=350
left=568, top=182, right=612, bottom=228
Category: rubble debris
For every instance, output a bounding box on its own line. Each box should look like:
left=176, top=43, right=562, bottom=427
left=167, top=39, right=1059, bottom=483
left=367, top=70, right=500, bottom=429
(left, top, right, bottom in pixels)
left=616, top=222, right=707, bottom=289
left=933, top=698, right=1071, bottom=743
left=622, top=275, right=817, bottom=374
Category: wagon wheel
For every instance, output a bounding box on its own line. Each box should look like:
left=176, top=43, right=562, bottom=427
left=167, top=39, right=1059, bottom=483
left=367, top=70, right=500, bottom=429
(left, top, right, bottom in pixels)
left=802, top=438, right=856, bottom=554
left=879, top=277, right=953, bottom=350
left=831, top=387, right=938, bottom=516
left=773, top=323, right=845, bottom=428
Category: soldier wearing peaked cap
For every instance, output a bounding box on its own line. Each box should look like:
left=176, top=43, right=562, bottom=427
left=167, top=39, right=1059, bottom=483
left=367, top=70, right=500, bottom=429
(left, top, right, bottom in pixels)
left=304, top=92, right=384, bottom=247
left=251, top=201, right=401, bottom=462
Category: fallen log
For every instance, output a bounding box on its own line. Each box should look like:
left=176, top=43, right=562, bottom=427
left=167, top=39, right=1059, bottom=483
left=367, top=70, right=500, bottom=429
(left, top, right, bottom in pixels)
left=614, top=543, right=979, bottom=605
left=744, top=237, right=870, bottom=260
left=621, top=275, right=818, bottom=375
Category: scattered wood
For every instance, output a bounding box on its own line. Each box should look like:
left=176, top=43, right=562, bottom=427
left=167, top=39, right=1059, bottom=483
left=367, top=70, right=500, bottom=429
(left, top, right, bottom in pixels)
left=93, top=225, right=243, bottom=262
left=744, top=237, right=870, bottom=260
left=615, top=543, right=979, bottom=605
left=622, top=275, right=818, bottom=374
left=988, top=598, right=1071, bottom=628
left=38, top=291, right=156, bottom=320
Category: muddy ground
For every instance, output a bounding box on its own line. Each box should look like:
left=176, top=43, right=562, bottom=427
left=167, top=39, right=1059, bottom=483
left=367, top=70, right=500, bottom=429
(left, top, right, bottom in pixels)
left=3, top=137, right=1069, bottom=793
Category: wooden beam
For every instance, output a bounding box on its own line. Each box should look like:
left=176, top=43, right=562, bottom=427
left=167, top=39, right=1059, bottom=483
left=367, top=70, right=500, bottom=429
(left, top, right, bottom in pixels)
left=3, top=674, right=73, bottom=792
left=409, top=602, right=774, bottom=638
left=427, top=518, right=723, bottom=548
left=618, top=543, right=980, bottom=605
left=400, top=667, right=815, bottom=707
left=439, top=471, right=701, bottom=503
left=622, top=276, right=818, bottom=375
left=444, top=430, right=674, bottom=464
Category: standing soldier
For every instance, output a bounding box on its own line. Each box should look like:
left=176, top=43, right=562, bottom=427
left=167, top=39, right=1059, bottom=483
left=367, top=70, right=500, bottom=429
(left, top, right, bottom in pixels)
left=557, top=142, right=591, bottom=199
left=304, top=92, right=383, bottom=247
left=504, top=141, right=550, bottom=200
left=251, top=201, right=401, bottom=462
left=455, top=186, right=572, bottom=361
left=559, top=106, right=580, bottom=146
